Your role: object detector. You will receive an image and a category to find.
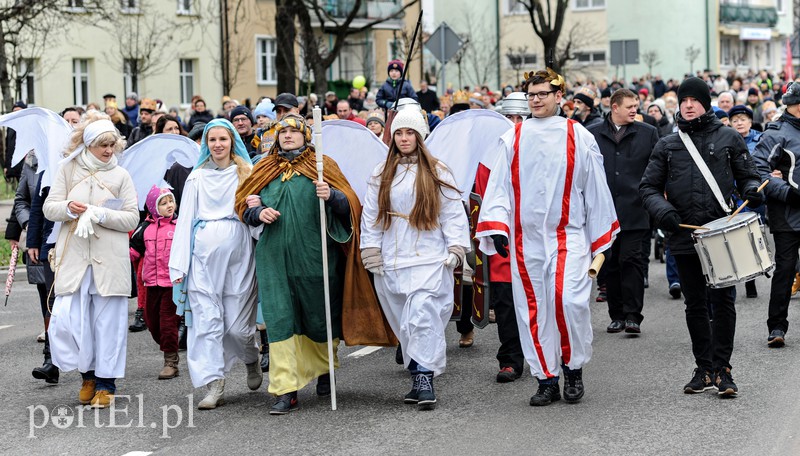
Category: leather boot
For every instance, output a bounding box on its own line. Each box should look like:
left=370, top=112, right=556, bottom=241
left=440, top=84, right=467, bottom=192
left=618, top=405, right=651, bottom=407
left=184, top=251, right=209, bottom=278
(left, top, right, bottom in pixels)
left=158, top=352, right=179, bottom=379
left=246, top=361, right=263, bottom=390
left=129, top=308, right=147, bottom=332
left=32, top=333, right=59, bottom=384
left=198, top=379, right=225, bottom=409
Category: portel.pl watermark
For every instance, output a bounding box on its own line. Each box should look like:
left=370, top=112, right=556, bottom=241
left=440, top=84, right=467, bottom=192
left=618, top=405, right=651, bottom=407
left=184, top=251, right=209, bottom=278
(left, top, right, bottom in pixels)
left=28, top=394, right=196, bottom=439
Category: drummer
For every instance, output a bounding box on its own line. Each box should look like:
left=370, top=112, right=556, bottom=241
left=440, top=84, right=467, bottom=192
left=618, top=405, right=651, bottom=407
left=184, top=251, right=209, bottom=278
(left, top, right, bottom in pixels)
left=640, top=77, right=763, bottom=398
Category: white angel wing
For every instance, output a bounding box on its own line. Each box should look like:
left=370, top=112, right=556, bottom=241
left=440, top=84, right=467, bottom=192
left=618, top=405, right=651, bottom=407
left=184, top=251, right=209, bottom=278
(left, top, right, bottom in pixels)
left=319, top=120, right=388, bottom=203
left=0, top=107, right=72, bottom=191
left=118, top=134, right=200, bottom=209
left=424, top=110, right=514, bottom=201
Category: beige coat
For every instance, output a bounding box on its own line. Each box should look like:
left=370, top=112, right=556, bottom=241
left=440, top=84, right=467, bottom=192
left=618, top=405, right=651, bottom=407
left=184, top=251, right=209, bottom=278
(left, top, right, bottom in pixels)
left=43, top=157, right=139, bottom=296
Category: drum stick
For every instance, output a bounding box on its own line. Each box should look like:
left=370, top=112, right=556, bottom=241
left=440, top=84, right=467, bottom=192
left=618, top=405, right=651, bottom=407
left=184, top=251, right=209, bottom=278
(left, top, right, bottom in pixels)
left=728, top=179, right=770, bottom=221
left=678, top=224, right=709, bottom=231
left=588, top=253, right=605, bottom=279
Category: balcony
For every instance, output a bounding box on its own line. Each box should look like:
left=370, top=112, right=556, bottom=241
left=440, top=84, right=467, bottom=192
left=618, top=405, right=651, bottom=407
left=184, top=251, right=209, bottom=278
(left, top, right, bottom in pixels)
left=720, top=4, right=778, bottom=27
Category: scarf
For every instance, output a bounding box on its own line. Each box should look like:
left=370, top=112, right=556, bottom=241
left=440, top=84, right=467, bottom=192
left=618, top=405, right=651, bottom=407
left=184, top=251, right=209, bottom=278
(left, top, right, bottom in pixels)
left=235, top=148, right=397, bottom=347
left=779, top=111, right=800, bottom=131
left=78, top=148, right=118, bottom=172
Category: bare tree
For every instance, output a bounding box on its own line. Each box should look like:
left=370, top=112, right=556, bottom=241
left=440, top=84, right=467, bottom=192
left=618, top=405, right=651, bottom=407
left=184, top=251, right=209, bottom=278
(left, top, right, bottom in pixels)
left=290, top=0, right=420, bottom=95
left=460, top=6, right=499, bottom=88
left=686, top=45, right=701, bottom=74
left=0, top=1, right=108, bottom=113
left=506, top=45, right=530, bottom=87
left=517, top=0, right=569, bottom=71
left=641, top=50, right=661, bottom=75
left=100, top=1, right=204, bottom=94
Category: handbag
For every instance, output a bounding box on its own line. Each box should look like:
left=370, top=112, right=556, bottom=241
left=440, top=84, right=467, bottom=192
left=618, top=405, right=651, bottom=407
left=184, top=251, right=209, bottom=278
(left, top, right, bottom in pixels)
left=23, top=254, right=47, bottom=285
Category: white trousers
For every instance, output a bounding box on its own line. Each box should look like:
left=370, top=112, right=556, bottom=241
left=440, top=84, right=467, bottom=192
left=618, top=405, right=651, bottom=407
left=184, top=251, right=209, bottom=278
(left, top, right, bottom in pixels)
left=375, top=263, right=454, bottom=377
left=186, top=220, right=259, bottom=388
left=48, top=267, right=128, bottom=379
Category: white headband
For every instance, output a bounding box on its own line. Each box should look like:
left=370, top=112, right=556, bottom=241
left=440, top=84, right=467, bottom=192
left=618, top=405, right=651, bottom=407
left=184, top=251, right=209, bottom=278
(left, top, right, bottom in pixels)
left=83, top=119, right=117, bottom=146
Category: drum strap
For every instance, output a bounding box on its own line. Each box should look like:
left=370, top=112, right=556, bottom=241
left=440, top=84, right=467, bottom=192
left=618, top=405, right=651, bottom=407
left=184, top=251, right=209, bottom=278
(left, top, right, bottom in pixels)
left=678, top=131, right=731, bottom=214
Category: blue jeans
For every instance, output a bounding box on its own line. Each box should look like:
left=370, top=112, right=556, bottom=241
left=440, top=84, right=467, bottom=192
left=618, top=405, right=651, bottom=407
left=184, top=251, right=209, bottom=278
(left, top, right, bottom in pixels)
left=82, top=371, right=116, bottom=393
left=407, top=359, right=432, bottom=375
left=665, top=247, right=680, bottom=286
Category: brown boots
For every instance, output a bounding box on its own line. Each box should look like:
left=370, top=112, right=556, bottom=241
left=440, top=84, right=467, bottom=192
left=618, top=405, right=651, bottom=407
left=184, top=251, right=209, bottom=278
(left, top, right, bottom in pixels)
left=158, top=352, right=179, bottom=379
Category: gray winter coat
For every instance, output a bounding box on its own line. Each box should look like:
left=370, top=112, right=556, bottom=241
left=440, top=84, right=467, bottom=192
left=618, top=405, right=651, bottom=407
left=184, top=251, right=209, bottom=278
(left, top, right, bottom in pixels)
left=13, top=153, right=38, bottom=229
left=752, top=114, right=800, bottom=232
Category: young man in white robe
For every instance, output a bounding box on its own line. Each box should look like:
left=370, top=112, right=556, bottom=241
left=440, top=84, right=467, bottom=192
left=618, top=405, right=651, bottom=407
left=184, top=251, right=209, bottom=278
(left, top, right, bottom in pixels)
left=476, top=68, right=619, bottom=406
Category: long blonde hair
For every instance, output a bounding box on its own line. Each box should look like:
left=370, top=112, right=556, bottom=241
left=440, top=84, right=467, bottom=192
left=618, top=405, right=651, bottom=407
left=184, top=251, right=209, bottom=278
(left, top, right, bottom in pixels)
left=204, top=126, right=252, bottom=182
left=375, top=131, right=459, bottom=231
left=64, top=111, right=125, bottom=156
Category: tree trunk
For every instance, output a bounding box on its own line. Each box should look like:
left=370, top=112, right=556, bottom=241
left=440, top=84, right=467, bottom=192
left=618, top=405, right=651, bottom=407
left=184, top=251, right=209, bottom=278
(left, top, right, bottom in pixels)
left=313, top=61, right=328, bottom=96
left=0, top=21, right=13, bottom=113
left=275, top=0, right=297, bottom=94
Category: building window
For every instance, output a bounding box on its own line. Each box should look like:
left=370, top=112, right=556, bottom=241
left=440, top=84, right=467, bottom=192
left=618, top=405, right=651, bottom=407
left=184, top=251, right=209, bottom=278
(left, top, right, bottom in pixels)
left=66, top=0, right=86, bottom=12
left=123, top=59, right=139, bottom=97
left=120, top=0, right=140, bottom=13
left=73, top=59, right=89, bottom=106
left=17, top=59, right=35, bottom=105
left=776, top=0, right=784, bottom=14
left=765, top=41, right=772, bottom=67
left=256, top=37, right=277, bottom=84
left=506, top=0, right=526, bottom=15
left=179, top=59, right=194, bottom=105
left=507, top=53, right=537, bottom=68
left=177, top=0, right=193, bottom=15
left=573, top=0, right=605, bottom=10
left=574, top=51, right=606, bottom=64
left=721, top=38, right=732, bottom=66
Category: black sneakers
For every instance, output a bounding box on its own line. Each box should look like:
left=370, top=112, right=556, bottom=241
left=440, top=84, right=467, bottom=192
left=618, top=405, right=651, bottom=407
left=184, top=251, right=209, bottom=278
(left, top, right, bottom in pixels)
left=563, top=369, right=584, bottom=404
left=529, top=379, right=561, bottom=406
left=606, top=320, right=625, bottom=333
left=768, top=329, right=786, bottom=348
left=683, top=368, right=713, bottom=394
left=270, top=391, right=299, bottom=415
left=496, top=367, right=522, bottom=383
left=404, top=374, right=421, bottom=404
left=316, top=373, right=331, bottom=396
left=714, top=368, right=738, bottom=397
left=129, top=308, right=147, bottom=332
left=669, top=283, right=682, bottom=299
left=415, top=373, right=436, bottom=411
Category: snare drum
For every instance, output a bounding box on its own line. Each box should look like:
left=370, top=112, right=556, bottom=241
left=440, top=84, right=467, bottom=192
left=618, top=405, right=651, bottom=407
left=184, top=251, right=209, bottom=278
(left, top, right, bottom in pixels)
left=692, top=212, right=774, bottom=288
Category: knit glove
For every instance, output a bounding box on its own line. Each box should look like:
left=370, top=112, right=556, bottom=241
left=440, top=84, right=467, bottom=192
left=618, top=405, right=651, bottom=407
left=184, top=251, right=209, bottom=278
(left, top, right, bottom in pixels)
left=444, top=245, right=465, bottom=269
left=361, top=247, right=384, bottom=276
left=86, top=205, right=106, bottom=224
left=659, top=211, right=682, bottom=232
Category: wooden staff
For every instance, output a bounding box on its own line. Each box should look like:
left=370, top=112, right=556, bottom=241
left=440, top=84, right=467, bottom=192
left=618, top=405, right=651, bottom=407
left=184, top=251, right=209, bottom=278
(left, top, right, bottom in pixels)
left=313, top=106, right=337, bottom=411
left=588, top=253, right=605, bottom=279
left=727, top=179, right=770, bottom=221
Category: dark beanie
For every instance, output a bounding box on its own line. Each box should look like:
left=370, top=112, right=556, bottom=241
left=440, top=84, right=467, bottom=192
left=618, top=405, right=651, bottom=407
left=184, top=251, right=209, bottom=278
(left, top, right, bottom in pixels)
left=573, top=92, right=594, bottom=108
left=714, top=109, right=728, bottom=120
left=229, top=105, right=254, bottom=123
left=677, top=77, right=711, bottom=112
left=387, top=59, right=404, bottom=75
left=600, top=87, right=612, bottom=98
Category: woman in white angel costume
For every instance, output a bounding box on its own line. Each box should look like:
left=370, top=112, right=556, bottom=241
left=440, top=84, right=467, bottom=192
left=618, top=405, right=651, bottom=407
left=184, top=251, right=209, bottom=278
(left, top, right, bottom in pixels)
left=360, top=107, right=470, bottom=411
left=168, top=119, right=262, bottom=410
left=43, top=112, right=139, bottom=409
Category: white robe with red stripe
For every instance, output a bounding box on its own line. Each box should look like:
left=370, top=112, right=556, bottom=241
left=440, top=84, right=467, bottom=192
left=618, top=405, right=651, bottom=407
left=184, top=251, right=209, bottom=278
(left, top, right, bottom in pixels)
left=476, top=116, right=619, bottom=380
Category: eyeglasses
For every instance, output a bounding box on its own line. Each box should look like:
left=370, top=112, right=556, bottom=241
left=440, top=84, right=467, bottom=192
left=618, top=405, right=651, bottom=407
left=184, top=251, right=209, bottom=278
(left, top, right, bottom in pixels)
left=232, top=117, right=250, bottom=124
left=525, top=90, right=558, bottom=100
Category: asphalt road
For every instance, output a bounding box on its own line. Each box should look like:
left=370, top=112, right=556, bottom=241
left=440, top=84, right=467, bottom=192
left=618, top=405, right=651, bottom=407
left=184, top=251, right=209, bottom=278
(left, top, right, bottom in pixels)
left=0, top=259, right=798, bottom=456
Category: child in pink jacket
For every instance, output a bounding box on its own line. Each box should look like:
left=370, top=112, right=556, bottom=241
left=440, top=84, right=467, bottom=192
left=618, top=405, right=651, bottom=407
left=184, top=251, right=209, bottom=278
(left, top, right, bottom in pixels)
left=130, top=186, right=179, bottom=379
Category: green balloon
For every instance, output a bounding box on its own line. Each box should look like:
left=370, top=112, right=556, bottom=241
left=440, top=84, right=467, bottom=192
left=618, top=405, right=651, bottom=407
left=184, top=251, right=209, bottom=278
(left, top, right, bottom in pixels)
left=353, top=75, right=366, bottom=89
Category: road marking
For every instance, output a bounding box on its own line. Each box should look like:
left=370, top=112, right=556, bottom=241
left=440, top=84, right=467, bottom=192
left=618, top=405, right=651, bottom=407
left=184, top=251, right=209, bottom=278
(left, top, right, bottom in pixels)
left=0, top=325, right=13, bottom=330
left=120, top=452, right=152, bottom=456
left=347, top=346, right=382, bottom=358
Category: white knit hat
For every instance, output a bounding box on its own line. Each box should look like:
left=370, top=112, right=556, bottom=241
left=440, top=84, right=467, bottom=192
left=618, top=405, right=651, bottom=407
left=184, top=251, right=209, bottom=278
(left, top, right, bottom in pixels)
left=390, top=106, right=429, bottom=139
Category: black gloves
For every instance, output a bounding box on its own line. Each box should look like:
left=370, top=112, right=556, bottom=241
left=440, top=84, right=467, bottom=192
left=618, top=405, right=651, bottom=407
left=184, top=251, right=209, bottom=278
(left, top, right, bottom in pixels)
left=659, top=211, right=682, bottom=232
left=787, top=188, right=800, bottom=208
left=491, top=234, right=509, bottom=258
left=742, top=187, right=764, bottom=208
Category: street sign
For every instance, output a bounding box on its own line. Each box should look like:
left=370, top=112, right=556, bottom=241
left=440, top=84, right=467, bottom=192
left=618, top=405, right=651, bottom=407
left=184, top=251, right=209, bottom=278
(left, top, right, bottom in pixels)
left=610, top=40, right=639, bottom=65
left=426, top=22, right=464, bottom=64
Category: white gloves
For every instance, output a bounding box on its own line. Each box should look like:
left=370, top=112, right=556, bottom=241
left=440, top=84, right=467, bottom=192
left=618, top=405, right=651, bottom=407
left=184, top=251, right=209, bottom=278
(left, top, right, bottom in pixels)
left=444, top=245, right=465, bottom=269
left=74, top=205, right=106, bottom=239
left=361, top=247, right=384, bottom=276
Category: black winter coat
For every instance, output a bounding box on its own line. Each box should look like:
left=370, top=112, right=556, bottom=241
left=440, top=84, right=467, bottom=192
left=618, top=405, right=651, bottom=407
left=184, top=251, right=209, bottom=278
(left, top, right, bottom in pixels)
left=26, top=174, right=54, bottom=261
left=588, top=118, right=659, bottom=231
left=639, top=111, right=761, bottom=254
left=376, top=78, right=417, bottom=109
left=752, top=114, right=800, bottom=232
